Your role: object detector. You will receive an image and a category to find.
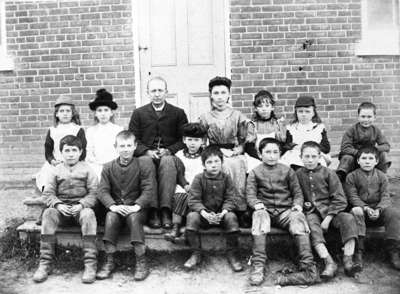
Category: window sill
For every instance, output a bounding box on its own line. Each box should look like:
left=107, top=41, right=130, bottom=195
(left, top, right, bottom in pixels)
left=355, top=32, right=400, bottom=56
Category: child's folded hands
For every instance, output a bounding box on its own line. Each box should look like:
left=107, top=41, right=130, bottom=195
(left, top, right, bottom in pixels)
left=56, top=203, right=73, bottom=216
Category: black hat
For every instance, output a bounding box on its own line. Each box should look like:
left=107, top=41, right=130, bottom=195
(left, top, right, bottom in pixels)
left=182, top=123, right=207, bottom=138
left=295, top=96, right=315, bottom=108
left=208, top=76, right=232, bottom=92
left=89, top=89, right=118, bottom=111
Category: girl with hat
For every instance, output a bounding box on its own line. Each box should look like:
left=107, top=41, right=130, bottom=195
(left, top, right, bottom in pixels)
left=245, top=90, right=287, bottom=171
left=35, top=95, right=86, bottom=191
left=280, top=95, right=331, bottom=169
left=86, top=89, right=123, bottom=179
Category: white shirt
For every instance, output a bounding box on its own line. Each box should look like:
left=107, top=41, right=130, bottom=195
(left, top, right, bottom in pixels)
left=175, top=149, right=204, bottom=193
left=86, top=122, right=123, bottom=165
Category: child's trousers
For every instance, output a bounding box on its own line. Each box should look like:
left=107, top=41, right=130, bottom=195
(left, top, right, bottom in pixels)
left=251, top=209, right=310, bottom=266
left=351, top=206, right=400, bottom=240
left=102, top=210, right=148, bottom=247
left=306, top=212, right=358, bottom=247
left=41, top=207, right=97, bottom=236
left=186, top=211, right=239, bottom=233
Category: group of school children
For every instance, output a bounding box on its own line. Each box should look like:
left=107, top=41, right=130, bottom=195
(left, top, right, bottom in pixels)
left=32, top=76, right=399, bottom=288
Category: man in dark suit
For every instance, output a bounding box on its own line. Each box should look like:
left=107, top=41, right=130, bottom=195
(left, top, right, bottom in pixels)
left=129, top=76, right=188, bottom=228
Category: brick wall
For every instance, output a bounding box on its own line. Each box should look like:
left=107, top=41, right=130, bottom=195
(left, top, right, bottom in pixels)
left=229, top=0, right=400, bottom=175
left=0, top=0, right=399, bottom=176
left=0, top=0, right=134, bottom=167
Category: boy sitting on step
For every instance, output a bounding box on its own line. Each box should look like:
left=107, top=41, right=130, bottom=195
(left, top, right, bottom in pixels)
left=246, top=137, right=318, bottom=286
left=296, top=141, right=359, bottom=278
left=346, top=146, right=400, bottom=271
left=96, top=130, right=156, bottom=281
left=184, top=145, right=243, bottom=272
left=33, top=135, right=98, bottom=284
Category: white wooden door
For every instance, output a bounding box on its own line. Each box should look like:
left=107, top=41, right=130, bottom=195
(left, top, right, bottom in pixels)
left=137, top=0, right=227, bottom=121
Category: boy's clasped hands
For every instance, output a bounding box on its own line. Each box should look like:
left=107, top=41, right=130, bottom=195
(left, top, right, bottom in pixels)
left=365, top=206, right=380, bottom=220
left=201, top=209, right=228, bottom=224
left=109, top=204, right=141, bottom=216
left=56, top=203, right=83, bottom=217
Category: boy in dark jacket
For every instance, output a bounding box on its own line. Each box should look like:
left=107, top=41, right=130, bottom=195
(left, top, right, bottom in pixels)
left=96, top=130, right=156, bottom=281
left=246, top=138, right=317, bottom=286
left=337, top=102, right=390, bottom=181
left=346, top=146, right=400, bottom=270
left=184, top=146, right=243, bottom=272
left=296, top=141, right=359, bottom=278
left=33, top=135, right=98, bottom=284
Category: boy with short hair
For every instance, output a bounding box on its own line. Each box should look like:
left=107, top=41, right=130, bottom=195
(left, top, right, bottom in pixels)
left=346, top=146, right=400, bottom=270
left=246, top=137, right=317, bottom=286
left=164, top=123, right=207, bottom=243
left=337, top=102, right=390, bottom=182
left=184, top=145, right=243, bottom=272
left=33, top=135, right=98, bottom=284
left=296, top=141, right=359, bottom=278
left=96, top=130, right=156, bottom=281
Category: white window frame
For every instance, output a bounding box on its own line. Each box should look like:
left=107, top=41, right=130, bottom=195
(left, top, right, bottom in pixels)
left=356, top=0, right=400, bottom=56
left=0, top=0, right=14, bottom=71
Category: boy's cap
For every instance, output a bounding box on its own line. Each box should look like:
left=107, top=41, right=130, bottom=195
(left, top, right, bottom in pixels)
left=208, top=76, right=232, bottom=91
left=89, top=88, right=118, bottom=110
left=182, top=123, right=207, bottom=138
left=255, top=90, right=276, bottom=102
left=295, top=95, right=315, bottom=108
left=55, top=95, right=74, bottom=107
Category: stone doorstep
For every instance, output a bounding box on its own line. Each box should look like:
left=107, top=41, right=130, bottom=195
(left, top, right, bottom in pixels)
left=20, top=197, right=387, bottom=252
left=16, top=220, right=258, bottom=251
left=17, top=220, right=386, bottom=252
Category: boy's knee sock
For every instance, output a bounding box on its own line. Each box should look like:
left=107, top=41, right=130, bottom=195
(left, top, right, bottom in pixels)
left=343, top=238, right=356, bottom=256
left=315, top=243, right=329, bottom=259
left=134, top=243, right=146, bottom=257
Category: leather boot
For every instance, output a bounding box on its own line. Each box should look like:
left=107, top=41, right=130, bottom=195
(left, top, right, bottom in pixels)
left=353, top=236, right=364, bottom=273
left=295, top=235, right=314, bottom=269
left=161, top=208, right=172, bottom=229
left=33, top=240, right=55, bottom=283
left=184, top=230, right=202, bottom=270
left=134, top=254, right=149, bottom=281
left=248, top=235, right=267, bottom=286
left=276, top=263, right=319, bottom=286
left=148, top=209, right=161, bottom=228
left=226, top=233, right=243, bottom=272
left=164, top=224, right=180, bottom=243
left=343, top=255, right=355, bottom=276
left=249, top=263, right=265, bottom=286
left=320, top=254, right=338, bottom=279
left=82, top=236, right=98, bottom=284
left=387, top=240, right=400, bottom=270
left=96, top=253, right=115, bottom=280
left=276, top=235, right=319, bottom=286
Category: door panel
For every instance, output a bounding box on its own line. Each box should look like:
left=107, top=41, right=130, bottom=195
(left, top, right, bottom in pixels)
left=138, top=0, right=227, bottom=121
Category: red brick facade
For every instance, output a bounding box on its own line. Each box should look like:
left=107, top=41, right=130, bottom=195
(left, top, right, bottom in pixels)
left=0, top=0, right=399, bottom=175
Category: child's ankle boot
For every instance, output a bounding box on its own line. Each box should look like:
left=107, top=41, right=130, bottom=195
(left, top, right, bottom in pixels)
left=320, top=254, right=337, bottom=279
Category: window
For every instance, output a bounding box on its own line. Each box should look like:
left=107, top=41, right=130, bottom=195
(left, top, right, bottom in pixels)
left=0, top=0, right=13, bottom=70
left=356, top=0, right=400, bottom=55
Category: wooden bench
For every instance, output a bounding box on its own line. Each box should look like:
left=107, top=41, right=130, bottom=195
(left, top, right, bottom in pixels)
left=17, top=196, right=386, bottom=252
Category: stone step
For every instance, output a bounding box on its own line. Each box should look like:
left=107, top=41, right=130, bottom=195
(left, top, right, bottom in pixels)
left=17, top=220, right=264, bottom=251
left=17, top=219, right=386, bottom=252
